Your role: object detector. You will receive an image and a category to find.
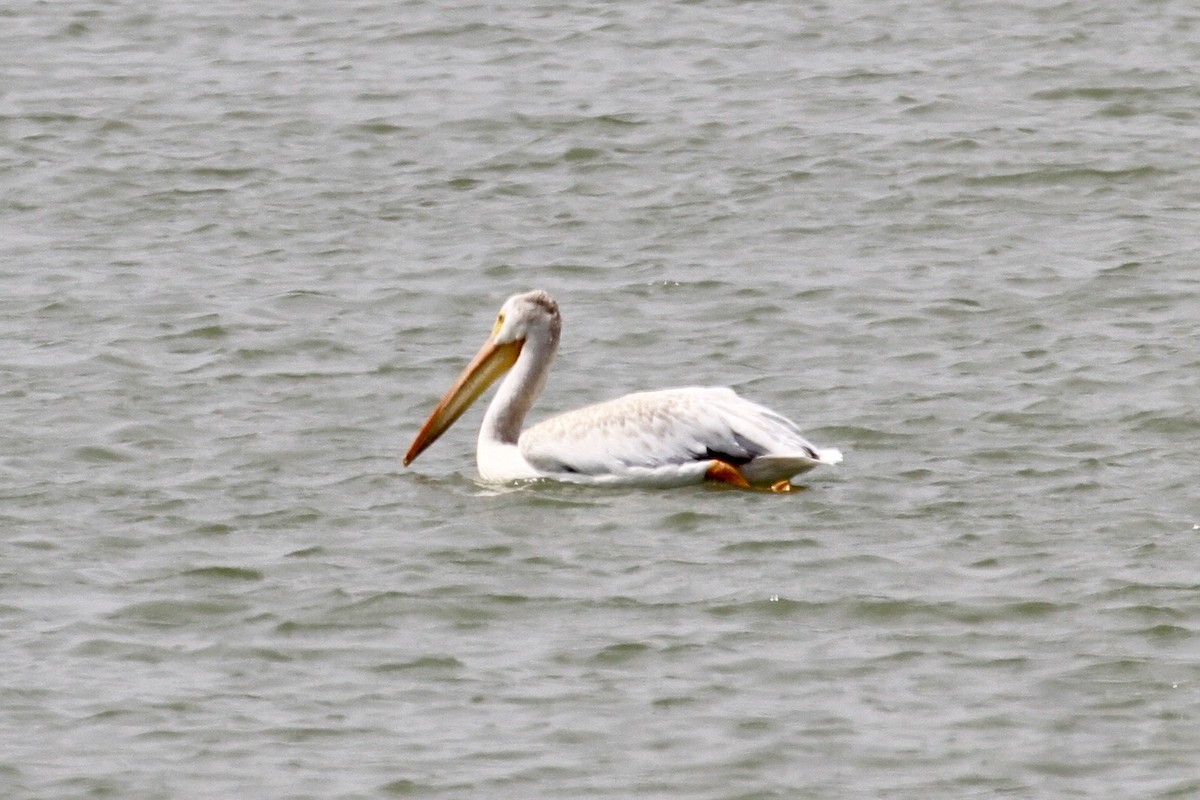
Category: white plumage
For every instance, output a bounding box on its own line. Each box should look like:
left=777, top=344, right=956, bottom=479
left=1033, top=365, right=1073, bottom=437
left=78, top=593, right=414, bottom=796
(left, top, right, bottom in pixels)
left=405, top=290, right=842, bottom=492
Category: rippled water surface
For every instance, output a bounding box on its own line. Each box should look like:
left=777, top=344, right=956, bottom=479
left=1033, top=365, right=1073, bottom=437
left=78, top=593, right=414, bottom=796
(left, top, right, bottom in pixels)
left=3, top=1, right=1199, bottom=798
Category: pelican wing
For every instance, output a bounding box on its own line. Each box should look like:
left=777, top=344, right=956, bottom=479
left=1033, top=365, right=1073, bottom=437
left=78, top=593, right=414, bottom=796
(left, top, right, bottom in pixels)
left=519, top=387, right=838, bottom=485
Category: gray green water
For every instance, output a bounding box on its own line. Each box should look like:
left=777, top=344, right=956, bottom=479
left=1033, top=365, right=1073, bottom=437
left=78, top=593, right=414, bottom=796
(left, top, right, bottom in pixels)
left=3, top=1, right=1199, bottom=798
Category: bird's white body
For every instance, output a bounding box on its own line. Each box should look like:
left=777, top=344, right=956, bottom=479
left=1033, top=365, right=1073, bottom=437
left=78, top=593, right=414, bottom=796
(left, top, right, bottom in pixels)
left=405, top=290, right=841, bottom=491
left=481, top=387, right=841, bottom=487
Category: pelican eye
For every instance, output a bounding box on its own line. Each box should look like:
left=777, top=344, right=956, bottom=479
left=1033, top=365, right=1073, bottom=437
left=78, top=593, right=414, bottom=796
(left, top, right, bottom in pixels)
left=492, top=313, right=505, bottom=336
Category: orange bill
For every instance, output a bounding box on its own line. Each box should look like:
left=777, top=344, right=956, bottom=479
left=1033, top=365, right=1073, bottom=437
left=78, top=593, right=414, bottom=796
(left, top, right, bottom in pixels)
left=404, top=337, right=522, bottom=465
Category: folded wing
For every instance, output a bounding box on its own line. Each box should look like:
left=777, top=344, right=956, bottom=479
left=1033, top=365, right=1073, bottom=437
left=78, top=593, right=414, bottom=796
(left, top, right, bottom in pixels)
left=520, top=387, right=839, bottom=485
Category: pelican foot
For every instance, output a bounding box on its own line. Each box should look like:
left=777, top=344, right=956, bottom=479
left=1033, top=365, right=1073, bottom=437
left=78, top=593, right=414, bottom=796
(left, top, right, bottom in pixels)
left=704, top=460, right=753, bottom=490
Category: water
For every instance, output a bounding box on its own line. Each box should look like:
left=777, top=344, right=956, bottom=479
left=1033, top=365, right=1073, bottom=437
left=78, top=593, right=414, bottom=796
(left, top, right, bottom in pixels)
left=3, top=1, right=1199, bottom=797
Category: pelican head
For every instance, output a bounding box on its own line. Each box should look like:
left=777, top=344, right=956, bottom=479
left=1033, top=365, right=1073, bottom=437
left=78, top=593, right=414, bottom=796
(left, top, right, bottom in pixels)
left=404, top=290, right=561, bottom=466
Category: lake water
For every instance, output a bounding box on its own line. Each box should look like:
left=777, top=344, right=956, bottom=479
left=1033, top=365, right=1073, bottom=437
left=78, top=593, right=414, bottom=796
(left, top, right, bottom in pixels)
left=2, top=1, right=1198, bottom=798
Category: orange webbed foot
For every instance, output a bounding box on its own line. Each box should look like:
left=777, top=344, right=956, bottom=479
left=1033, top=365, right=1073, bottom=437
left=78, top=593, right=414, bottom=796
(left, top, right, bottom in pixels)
left=706, top=462, right=799, bottom=493
left=704, top=460, right=753, bottom=490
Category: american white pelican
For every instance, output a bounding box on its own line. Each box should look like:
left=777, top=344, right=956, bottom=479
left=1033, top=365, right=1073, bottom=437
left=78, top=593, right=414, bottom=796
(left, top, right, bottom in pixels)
left=404, top=290, right=842, bottom=492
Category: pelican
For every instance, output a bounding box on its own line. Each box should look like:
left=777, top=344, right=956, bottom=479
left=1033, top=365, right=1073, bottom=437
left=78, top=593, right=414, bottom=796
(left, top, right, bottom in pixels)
left=404, top=290, right=842, bottom=492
